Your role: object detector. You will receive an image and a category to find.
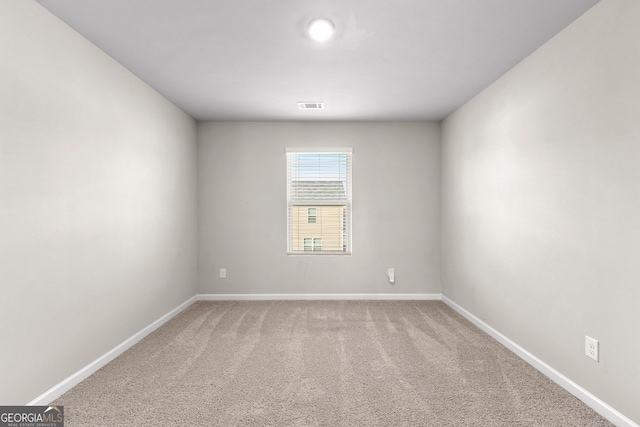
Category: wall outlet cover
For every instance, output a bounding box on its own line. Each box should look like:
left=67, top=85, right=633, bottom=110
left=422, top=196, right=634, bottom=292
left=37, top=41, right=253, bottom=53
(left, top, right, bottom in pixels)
left=585, top=336, right=599, bottom=362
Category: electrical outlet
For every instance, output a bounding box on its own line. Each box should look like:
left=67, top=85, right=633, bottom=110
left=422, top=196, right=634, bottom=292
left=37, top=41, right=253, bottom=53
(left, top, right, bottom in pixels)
left=585, top=336, right=599, bottom=362
left=387, top=268, right=395, bottom=283
left=219, top=268, right=226, bottom=279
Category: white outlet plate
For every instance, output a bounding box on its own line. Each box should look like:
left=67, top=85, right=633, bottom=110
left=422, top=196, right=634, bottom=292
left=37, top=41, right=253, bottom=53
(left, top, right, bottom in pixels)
left=585, top=336, right=599, bottom=362
left=220, top=268, right=226, bottom=279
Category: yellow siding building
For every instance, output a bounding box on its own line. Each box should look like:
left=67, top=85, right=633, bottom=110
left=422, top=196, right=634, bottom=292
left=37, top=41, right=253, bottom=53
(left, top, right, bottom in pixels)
left=290, top=205, right=345, bottom=252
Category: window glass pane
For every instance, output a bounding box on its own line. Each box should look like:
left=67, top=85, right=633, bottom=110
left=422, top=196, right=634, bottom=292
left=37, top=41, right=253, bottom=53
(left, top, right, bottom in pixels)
left=287, top=149, right=352, bottom=254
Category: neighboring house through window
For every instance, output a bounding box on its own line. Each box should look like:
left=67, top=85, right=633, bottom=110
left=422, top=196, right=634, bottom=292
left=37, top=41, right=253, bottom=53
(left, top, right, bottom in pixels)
left=286, top=148, right=352, bottom=254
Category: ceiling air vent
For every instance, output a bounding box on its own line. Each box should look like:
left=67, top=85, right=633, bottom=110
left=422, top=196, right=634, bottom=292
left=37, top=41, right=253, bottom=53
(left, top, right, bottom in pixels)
left=298, top=102, right=324, bottom=110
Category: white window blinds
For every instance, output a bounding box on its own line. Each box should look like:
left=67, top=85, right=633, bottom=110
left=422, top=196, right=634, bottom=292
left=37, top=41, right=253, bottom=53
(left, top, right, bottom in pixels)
left=286, top=148, right=352, bottom=254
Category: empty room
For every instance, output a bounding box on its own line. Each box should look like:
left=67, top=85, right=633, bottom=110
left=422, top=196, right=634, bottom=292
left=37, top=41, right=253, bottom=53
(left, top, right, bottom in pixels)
left=1, top=0, right=639, bottom=425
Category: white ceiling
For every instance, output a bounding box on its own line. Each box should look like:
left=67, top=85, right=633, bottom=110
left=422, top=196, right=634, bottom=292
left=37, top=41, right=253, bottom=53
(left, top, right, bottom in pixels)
left=36, top=0, right=599, bottom=122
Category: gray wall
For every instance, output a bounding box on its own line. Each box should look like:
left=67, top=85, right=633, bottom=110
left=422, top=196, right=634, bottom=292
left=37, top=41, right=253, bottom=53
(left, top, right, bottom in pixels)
left=0, top=2, right=198, bottom=404
left=441, top=0, right=640, bottom=423
left=198, top=121, right=441, bottom=295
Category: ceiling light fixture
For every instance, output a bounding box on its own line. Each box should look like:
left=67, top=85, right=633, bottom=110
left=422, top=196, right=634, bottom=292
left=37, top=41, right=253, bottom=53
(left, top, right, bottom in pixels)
left=307, top=18, right=335, bottom=42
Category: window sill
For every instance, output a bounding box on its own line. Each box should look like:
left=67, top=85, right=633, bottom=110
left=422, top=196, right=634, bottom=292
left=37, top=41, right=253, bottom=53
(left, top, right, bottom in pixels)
left=287, top=251, right=352, bottom=256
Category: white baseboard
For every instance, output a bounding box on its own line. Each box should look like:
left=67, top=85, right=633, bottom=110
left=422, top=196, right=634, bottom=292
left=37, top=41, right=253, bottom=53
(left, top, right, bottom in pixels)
left=441, top=295, right=639, bottom=427
left=197, top=293, right=442, bottom=301
left=27, top=295, right=197, bottom=406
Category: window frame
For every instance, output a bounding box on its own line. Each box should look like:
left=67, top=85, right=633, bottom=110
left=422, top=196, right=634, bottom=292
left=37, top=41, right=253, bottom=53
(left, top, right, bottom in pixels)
left=286, top=147, right=352, bottom=255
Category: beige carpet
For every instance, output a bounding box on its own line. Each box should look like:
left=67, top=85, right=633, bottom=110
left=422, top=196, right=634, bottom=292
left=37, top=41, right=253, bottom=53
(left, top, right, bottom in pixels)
left=54, top=300, right=613, bottom=426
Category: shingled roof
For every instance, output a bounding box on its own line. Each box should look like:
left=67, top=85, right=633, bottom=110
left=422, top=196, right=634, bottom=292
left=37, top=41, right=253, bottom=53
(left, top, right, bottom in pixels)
left=289, top=180, right=347, bottom=202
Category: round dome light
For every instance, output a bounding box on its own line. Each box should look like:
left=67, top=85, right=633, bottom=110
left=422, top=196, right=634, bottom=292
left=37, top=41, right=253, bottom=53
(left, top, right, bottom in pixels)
left=307, top=18, right=335, bottom=42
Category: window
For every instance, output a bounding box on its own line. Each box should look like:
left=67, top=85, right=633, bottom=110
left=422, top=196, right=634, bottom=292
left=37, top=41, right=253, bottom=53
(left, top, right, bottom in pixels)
left=287, top=148, right=352, bottom=254
left=307, top=207, right=317, bottom=224
left=303, top=237, right=322, bottom=251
